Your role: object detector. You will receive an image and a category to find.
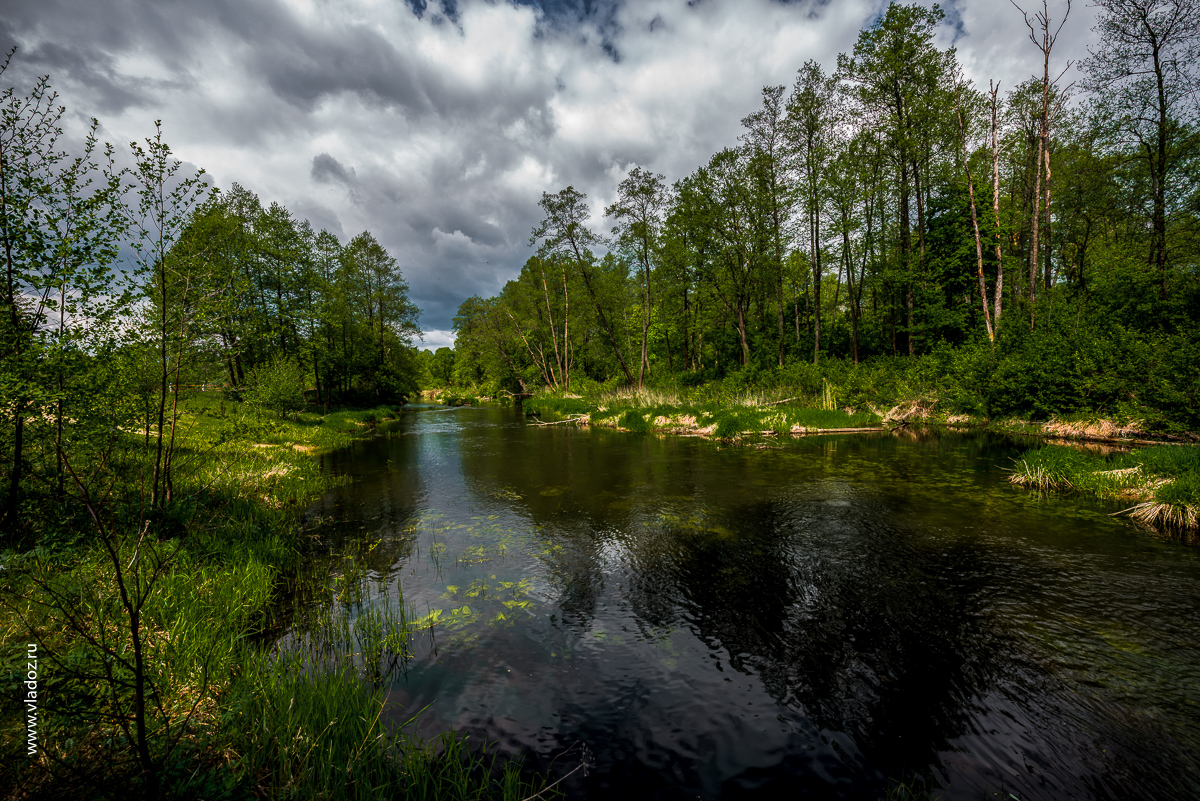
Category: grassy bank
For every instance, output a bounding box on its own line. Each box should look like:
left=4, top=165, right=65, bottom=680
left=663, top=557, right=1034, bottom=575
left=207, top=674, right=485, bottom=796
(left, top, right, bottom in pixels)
left=444, top=349, right=1197, bottom=445
left=1010, top=443, right=1200, bottom=531
left=1, top=395, right=555, bottom=800
left=522, top=385, right=880, bottom=439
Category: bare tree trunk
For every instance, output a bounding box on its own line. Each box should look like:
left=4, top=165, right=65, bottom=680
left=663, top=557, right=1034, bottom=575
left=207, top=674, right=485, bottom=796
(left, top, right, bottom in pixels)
left=812, top=199, right=822, bottom=365
left=990, top=80, right=1005, bottom=332
left=537, top=260, right=561, bottom=388
left=1043, top=144, right=1053, bottom=291
left=737, top=305, right=750, bottom=366
left=639, top=261, right=649, bottom=389
left=955, top=80, right=995, bottom=341
left=1014, top=0, right=1072, bottom=327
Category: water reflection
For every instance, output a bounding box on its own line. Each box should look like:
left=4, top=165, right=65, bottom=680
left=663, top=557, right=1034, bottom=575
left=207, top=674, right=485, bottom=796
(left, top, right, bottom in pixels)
left=299, top=405, right=1200, bottom=800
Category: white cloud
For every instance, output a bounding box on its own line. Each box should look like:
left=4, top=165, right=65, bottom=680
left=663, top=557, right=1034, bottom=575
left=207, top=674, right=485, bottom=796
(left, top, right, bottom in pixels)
left=419, top=329, right=457, bottom=351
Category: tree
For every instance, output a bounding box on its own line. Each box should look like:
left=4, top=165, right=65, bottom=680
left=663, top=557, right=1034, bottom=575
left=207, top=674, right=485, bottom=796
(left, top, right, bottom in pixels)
left=1082, top=0, right=1200, bottom=297
left=0, top=53, right=126, bottom=536
left=742, top=85, right=793, bottom=365
left=532, top=186, right=634, bottom=385
left=127, top=121, right=211, bottom=508
left=605, top=166, right=667, bottom=388
left=685, top=148, right=764, bottom=367
left=786, top=61, right=839, bottom=363
left=952, top=69, right=997, bottom=341
left=340, top=231, right=420, bottom=399
left=1012, top=0, right=1073, bottom=321
left=839, top=3, right=955, bottom=356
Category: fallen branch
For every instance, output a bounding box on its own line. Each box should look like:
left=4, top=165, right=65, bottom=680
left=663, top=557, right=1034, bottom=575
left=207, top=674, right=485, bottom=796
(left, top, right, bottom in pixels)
left=529, top=414, right=590, bottom=427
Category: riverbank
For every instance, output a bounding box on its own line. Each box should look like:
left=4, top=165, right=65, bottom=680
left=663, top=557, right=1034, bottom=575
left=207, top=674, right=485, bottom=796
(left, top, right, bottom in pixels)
left=514, top=384, right=1195, bottom=446
left=1, top=395, right=554, bottom=800
left=524, top=388, right=879, bottom=438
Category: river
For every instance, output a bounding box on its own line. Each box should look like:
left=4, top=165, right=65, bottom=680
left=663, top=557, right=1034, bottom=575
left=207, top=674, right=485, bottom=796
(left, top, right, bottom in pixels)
left=300, top=403, right=1200, bottom=800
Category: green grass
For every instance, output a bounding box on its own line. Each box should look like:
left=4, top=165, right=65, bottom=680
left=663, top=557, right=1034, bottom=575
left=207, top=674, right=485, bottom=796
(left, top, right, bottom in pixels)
left=1010, top=443, right=1200, bottom=530
left=523, top=385, right=881, bottom=439
left=522, top=396, right=593, bottom=417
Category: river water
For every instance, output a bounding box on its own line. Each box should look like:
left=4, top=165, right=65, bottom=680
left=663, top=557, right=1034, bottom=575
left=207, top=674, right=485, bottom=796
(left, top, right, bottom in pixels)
left=302, top=403, right=1200, bottom=800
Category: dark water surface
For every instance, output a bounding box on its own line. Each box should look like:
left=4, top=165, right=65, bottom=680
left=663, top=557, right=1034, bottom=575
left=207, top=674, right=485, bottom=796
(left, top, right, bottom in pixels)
left=302, top=404, right=1200, bottom=800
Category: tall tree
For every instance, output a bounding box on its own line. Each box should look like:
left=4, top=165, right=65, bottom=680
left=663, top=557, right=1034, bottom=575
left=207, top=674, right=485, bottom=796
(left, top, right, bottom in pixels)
left=1012, top=0, right=1073, bottom=319
left=1082, top=0, right=1200, bottom=297
left=127, top=122, right=211, bottom=508
left=0, top=55, right=126, bottom=534
left=532, top=187, right=634, bottom=385
left=742, top=85, right=793, bottom=365
left=786, top=61, right=838, bottom=364
left=839, top=4, right=954, bottom=356
left=606, top=166, right=667, bottom=388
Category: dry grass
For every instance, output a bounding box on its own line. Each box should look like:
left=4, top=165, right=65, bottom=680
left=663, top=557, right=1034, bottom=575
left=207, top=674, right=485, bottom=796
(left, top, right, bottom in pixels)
left=1043, top=417, right=1144, bottom=440
left=598, top=386, right=682, bottom=407
left=1121, top=501, right=1200, bottom=530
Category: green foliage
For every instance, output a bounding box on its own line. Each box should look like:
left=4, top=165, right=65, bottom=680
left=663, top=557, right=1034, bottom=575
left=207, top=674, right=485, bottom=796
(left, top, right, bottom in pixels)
left=243, top=356, right=309, bottom=418
left=1011, top=444, right=1200, bottom=528
left=618, top=410, right=650, bottom=432
left=712, top=412, right=746, bottom=439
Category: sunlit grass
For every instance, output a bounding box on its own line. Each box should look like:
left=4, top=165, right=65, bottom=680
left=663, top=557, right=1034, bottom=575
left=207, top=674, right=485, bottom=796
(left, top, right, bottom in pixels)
left=1010, top=444, right=1200, bottom=530
left=524, top=388, right=881, bottom=438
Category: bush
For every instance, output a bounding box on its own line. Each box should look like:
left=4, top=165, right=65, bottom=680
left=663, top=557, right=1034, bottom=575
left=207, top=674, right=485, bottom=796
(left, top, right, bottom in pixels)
left=243, top=357, right=308, bottom=419
left=618, top=410, right=650, bottom=432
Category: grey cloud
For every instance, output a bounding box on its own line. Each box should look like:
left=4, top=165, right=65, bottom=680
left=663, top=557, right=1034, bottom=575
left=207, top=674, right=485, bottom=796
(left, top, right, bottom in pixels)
left=311, top=153, right=356, bottom=186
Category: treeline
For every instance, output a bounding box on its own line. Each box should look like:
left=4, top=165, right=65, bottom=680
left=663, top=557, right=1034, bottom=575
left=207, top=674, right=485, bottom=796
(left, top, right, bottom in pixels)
left=177, top=185, right=421, bottom=404
left=452, top=1, right=1200, bottom=424
left=0, top=53, right=420, bottom=536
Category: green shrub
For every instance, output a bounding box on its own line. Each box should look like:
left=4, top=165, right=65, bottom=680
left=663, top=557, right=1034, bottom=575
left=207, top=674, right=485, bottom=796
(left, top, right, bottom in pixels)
left=713, top=412, right=745, bottom=439
left=618, top=410, right=650, bottom=432
left=243, top=356, right=308, bottom=419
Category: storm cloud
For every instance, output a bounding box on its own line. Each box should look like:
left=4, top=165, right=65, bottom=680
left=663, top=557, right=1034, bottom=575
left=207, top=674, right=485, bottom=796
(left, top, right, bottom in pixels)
left=1, top=0, right=1098, bottom=348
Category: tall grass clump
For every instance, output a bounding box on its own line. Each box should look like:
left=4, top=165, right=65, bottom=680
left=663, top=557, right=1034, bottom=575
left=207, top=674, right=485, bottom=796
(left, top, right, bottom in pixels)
left=618, top=410, right=651, bottom=433
left=232, top=649, right=554, bottom=801
left=1008, top=446, right=1097, bottom=490
left=1010, top=444, right=1200, bottom=530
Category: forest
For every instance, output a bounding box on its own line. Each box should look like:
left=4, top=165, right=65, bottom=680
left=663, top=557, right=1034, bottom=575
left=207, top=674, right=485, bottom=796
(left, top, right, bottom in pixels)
left=448, top=1, right=1200, bottom=431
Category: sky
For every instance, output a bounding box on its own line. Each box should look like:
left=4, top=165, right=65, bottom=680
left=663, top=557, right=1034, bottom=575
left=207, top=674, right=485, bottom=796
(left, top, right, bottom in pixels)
left=1, top=0, right=1097, bottom=350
